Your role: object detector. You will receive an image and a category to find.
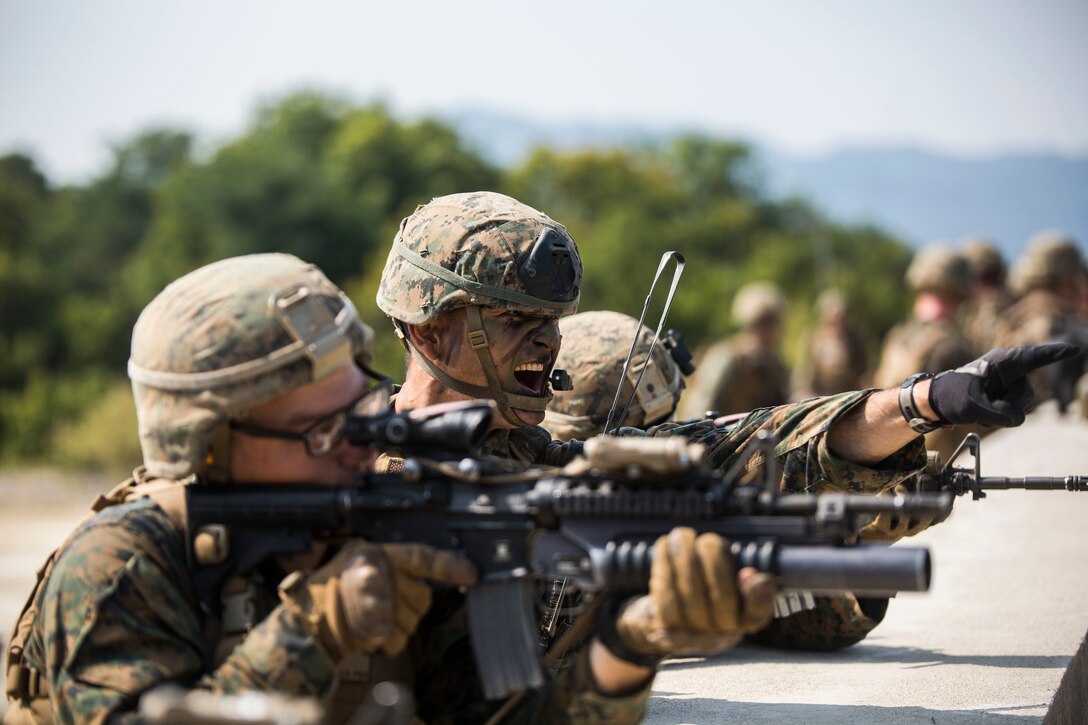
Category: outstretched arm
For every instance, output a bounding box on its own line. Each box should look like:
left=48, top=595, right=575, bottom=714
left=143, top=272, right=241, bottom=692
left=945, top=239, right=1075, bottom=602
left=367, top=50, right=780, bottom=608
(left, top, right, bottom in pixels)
left=828, top=343, right=1081, bottom=465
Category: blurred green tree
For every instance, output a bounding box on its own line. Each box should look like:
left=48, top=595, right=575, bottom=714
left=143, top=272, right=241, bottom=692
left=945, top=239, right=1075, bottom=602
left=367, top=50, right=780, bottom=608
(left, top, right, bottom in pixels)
left=0, top=95, right=914, bottom=467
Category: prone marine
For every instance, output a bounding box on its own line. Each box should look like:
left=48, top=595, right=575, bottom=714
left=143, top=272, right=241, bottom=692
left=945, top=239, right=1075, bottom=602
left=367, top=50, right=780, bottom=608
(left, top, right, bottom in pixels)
left=4, top=253, right=777, bottom=725
left=373, top=191, right=1078, bottom=658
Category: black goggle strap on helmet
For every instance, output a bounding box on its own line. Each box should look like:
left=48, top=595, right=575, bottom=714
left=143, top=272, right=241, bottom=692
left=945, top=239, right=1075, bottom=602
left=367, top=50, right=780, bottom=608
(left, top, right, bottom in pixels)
left=393, top=239, right=577, bottom=313
left=603, top=251, right=686, bottom=435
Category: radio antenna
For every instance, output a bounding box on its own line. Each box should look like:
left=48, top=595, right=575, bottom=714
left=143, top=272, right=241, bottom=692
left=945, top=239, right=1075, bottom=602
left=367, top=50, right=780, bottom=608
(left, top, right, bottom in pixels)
left=601, top=251, right=685, bottom=435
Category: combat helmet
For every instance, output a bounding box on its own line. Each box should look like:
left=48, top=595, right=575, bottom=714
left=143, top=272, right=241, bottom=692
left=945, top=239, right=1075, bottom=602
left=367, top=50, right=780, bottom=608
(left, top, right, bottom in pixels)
left=376, top=191, right=583, bottom=427
left=961, top=236, right=1006, bottom=286
left=732, top=281, right=787, bottom=329
left=1010, top=231, right=1087, bottom=294
left=906, top=245, right=971, bottom=297
left=542, top=311, right=690, bottom=441
left=128, top=253, right=375, bottom=480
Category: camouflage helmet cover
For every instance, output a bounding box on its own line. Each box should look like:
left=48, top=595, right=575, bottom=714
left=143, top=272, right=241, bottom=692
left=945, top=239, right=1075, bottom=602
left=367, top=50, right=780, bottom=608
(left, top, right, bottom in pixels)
left=375, top=191, right=582, bottom=324
left=960, top=236, right=1006, bottom=284
left=128, top=253, right=374, bottom=478
left=732, top=281, right=787, bottom=328
left=1010, top=230, right=1087, bottom=293
left=906, top=245, right=971, bottom=295
left=543, top=311, right=686, bottom=441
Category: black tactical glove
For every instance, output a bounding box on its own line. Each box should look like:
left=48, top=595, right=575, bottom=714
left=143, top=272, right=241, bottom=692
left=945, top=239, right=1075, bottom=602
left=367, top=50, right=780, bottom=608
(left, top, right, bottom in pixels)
left=1038, top=333, right=1087, bottom=414
left=929, top=343, right=1082, bottom=427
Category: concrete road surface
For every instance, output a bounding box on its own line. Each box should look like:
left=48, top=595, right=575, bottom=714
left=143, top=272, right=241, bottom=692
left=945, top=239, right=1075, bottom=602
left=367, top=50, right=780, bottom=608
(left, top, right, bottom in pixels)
left=1, top=404, right=1085, bottom=722
left=647, top=403, right=1088, bottom=724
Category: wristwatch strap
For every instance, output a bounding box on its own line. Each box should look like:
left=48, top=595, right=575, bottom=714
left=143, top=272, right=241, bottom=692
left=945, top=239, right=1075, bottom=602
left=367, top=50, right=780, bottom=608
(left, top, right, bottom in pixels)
left=898, top=372, right=942, bottom=434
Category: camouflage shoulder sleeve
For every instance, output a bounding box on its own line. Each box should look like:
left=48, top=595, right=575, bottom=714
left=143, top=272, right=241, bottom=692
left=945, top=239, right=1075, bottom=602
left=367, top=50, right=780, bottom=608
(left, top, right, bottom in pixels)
left=660, top=390, right=926, bottom=494
left=33, top=498, right=205, bottom=723
left=34, top=498, right=336, bottom=723
left=201, top=606, right=336, bottom=697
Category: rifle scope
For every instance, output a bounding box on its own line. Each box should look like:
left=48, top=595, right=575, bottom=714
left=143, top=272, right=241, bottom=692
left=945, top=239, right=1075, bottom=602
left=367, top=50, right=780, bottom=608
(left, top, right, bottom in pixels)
left=345, top=400, right=493, bottom=454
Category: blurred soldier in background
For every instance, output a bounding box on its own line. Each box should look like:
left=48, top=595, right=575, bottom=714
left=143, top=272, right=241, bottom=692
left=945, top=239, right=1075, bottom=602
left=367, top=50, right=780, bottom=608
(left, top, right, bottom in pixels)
left=542, top=310, right=690, bottom=441
left=959, top=236, right=1015, bottom=353
left=794, top=288, right=868, bottom=397
left=995, top=231, right=1088, bottom=415
left=675, top=281, right=790, bottom=420
left=872, top=245, right=977, bottom=461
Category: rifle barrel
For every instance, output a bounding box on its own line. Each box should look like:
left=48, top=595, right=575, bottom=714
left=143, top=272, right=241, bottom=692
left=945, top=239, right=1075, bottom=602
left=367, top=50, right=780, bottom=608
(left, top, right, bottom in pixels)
left=975, top=476, right=1087, bottom=492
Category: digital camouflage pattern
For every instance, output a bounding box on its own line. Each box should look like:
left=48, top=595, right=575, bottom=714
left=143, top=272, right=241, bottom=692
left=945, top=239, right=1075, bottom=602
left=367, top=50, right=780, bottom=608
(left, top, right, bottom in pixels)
left=129, top=253, right=373, bottom=478
left=543, top=311, right=686, bottom=441
left=651, top=390, right=925, bottom=495
left=374, top=191, right=583, bottom=427
left=375, top=191, right=582, bottom=325
left=651, top=391, right=925, bottom=652
left=14, top=497, right=337, bottom=725
left=675, top=332, right=791, bottom=420
left=12, top=493, right=649, bottom=725
left=746, top=594, right=887, bottom=651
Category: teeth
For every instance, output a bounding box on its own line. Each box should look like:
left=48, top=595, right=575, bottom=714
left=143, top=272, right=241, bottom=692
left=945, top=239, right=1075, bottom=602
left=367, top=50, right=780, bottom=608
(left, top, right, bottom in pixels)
left=514, top=362, right=545, bottom=372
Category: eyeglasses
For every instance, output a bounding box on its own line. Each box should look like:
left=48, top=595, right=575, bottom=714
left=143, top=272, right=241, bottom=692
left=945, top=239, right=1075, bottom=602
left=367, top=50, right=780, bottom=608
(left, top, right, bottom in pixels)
left=230, top=366, right=393, bottom=457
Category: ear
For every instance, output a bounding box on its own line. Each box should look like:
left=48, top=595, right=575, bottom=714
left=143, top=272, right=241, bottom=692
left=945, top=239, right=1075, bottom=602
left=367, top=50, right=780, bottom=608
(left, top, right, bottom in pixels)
left=404, top=320, right=446, bottom=363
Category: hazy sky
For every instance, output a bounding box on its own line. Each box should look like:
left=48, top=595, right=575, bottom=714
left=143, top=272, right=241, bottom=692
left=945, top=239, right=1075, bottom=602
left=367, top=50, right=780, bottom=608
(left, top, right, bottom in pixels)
left=2, top=0, right=1086, bottom=182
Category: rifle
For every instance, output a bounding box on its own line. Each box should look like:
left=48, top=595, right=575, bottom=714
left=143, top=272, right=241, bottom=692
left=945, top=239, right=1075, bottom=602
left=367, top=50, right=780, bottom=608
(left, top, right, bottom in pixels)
left=184, top=402, right=951, bottom=700
left=913, top=432, right=1086, bottom=501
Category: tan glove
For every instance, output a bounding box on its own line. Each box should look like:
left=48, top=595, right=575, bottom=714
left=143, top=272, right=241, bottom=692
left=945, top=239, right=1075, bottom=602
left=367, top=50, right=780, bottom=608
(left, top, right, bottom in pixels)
left=612, top=527, right=775, bottom=660
left=858, top=484, right=939, bottom=543
left=279, top=540, right=477, bottom=660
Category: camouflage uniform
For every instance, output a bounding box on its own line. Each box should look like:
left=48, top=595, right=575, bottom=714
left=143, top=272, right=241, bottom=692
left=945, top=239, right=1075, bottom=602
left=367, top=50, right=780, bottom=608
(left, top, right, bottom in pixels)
left=797, top=289, right=868, bottom=397
left=994, top=233, right=1088, bottom=413
left=872, top=246, right=977, bottom=462
left=6, top=254, right=639, bottom=725
left=541, top=309, right=916, bottom=652
left=676, top=282, right=791, bottom=419
left=652, top=391, right=925, bottom=651
left=958, top=238, right=1015, bottom=354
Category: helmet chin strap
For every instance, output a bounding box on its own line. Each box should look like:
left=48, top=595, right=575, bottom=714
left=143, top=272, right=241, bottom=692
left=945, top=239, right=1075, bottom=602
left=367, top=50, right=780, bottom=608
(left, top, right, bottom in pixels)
left=399, top=307, right=552, bottom=428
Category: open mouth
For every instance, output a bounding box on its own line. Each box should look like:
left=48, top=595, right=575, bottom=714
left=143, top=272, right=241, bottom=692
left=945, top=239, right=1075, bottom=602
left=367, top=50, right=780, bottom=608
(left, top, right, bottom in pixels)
left=513, top=361, right=549, bottom=395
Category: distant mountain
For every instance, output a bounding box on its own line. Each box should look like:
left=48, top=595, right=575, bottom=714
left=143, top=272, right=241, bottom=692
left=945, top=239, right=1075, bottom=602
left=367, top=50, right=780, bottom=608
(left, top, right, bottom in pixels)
left=763, top=148, right=1088, bottom=259
left=441, top=110, right=1088, bottom=259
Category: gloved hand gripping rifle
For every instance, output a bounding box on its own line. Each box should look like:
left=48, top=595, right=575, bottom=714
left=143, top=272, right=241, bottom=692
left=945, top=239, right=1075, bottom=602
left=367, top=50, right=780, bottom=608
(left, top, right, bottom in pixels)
left=183, top=402, right=950, bottom=700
